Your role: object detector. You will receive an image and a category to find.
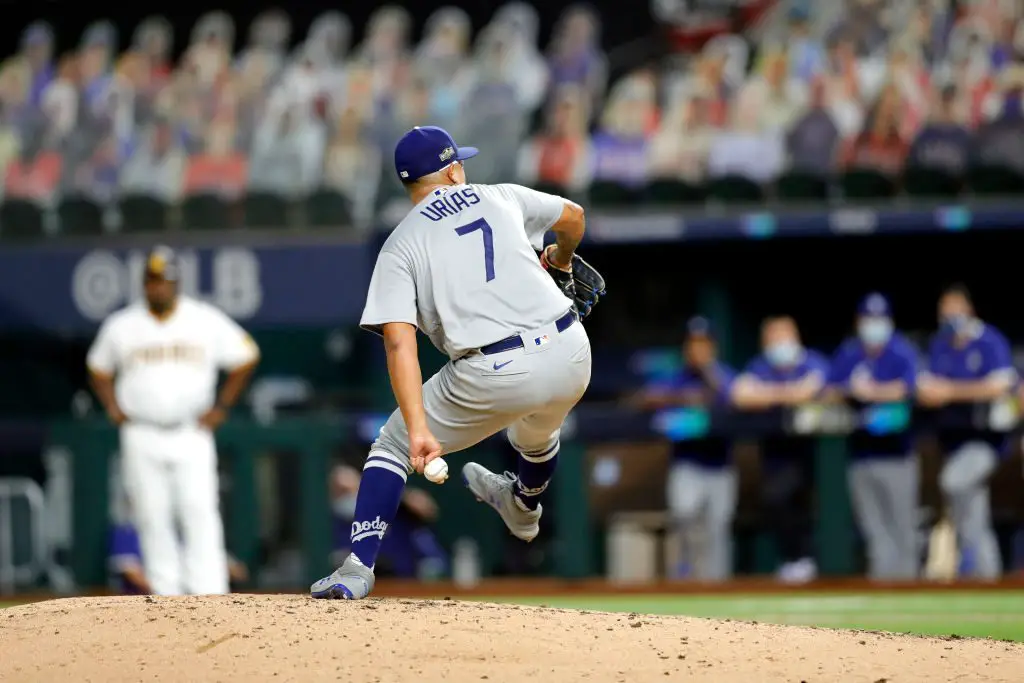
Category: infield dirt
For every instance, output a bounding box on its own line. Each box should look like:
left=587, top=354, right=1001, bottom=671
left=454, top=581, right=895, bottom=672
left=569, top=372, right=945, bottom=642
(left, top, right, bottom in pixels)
left=1, top=594, right=1023, bottom=682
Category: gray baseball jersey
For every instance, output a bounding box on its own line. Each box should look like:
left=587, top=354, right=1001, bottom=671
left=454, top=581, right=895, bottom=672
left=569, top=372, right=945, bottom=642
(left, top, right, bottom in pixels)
left=360, top=183, right=574, bottom=358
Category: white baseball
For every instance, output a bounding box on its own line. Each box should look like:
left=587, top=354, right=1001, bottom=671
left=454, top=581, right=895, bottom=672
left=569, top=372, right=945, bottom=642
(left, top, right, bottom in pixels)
left=423, top=457, right=449, bottom=484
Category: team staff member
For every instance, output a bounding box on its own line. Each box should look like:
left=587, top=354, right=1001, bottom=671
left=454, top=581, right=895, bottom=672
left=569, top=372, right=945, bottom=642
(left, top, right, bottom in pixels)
left=731, top=316, right=829, bottom=583
left=88, top=246, right=260, bottom=595
left=828, top=293, right=920, bottom=580
left=638, top=316, right=737, bottom=581
left=918, top=284, right=1015, bottom=579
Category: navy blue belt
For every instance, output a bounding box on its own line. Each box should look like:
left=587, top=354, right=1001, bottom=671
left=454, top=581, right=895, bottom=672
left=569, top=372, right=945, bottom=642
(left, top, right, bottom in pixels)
left=480, top=310, right=577, bottom=355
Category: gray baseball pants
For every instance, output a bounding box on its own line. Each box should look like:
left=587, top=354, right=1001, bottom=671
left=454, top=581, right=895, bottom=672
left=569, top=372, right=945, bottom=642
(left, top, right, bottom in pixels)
left=847, top=455, right=919, bottom=580
left=666, top=461, right=737, bottom=581
left=370, top=320, right=592, bottom=474
left=939, top=441, right=1001, bottom=579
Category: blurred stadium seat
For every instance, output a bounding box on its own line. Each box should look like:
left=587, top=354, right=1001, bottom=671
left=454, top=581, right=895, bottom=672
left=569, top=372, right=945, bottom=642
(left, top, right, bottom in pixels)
left=707, top=175, right=764, bottom=203
left=0, top=200, right=45, bottom=239
left=243, top=191, right=291, bottom=229
left=181, top=194, right=233, bottom=231
left=119, top=195, right=170, bottom=233
left=841, top=168, right=897, bottom=200
left=967, top=164, right=1024, bottom=196
left=304, top=188, right=353, bottom=229
left=646, top=179, right=706, bottom=206
left=58, top=196, right=105, bottom=236
left=775, top=171, right=829, bottom=202
left=589, top=179, right=642, bottom=207
left=903, top=166, right=962, bottom=199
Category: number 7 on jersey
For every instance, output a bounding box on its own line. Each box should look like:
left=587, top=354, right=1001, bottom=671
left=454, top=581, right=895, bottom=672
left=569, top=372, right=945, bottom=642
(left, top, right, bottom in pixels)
left=455, top=218, right=495, bottom=282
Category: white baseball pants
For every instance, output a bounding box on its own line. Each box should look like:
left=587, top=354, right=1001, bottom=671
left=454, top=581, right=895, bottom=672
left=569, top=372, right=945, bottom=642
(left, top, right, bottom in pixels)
left=120, top=422, right=229, bottom=595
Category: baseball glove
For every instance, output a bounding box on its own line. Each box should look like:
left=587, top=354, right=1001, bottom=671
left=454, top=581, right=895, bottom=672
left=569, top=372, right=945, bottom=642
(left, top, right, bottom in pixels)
left=540, top=245, right=607, bottom=319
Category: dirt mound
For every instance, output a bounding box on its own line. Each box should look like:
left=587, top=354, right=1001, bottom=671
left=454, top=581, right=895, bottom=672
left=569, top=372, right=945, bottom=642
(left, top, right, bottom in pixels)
left=1, top=594, right=1022, bottom=682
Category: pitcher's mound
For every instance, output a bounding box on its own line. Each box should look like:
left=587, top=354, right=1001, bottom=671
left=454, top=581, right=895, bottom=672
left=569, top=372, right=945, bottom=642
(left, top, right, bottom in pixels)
left=1, top=594, right=1022, bottom=682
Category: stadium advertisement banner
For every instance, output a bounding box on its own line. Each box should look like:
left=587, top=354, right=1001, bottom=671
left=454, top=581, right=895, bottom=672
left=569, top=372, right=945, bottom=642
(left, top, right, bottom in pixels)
left=0, top=241, right=372, bottom=331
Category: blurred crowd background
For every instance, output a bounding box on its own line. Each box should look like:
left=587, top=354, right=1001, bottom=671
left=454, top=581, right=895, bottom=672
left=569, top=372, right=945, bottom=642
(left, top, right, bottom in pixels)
left=1, top=0, right=1023, bottom=236
left=3, top=1, right=1024, bottom=594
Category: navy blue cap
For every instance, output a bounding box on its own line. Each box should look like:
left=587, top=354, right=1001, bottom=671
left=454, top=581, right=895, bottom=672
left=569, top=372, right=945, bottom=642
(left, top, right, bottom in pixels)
left=858, top=292, right=891, bottom=317
left=394, top=126, right=478, bottom=183
left=22, top=22, right=53, bottom=47
left=685, top=316, right=715, bottom=339
left=145, top=246, right=179, bottom=281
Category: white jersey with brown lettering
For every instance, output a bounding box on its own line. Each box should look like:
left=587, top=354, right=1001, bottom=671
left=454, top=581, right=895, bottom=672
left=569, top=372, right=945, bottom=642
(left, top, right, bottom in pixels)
left=87, top=295, right=258, bottom=426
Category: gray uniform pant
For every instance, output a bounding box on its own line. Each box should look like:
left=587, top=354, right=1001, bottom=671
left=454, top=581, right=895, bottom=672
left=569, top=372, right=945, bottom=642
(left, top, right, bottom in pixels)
left=939, top=441, right=1001, bottom=579
left=847, top=456, right=919, bottom=580
left=666, top=461, right=737, bottom=581
left=373, top=320, right=592, bottom=472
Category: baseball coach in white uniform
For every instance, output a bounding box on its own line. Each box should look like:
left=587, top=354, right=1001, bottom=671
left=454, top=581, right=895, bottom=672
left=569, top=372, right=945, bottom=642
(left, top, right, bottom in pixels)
left=87, top=246, right=259, bottom=595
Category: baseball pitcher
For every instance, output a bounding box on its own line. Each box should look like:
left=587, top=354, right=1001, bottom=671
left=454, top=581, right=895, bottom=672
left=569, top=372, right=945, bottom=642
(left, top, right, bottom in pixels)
left=312, top=125, right=605, bottom=599
left=87, top=247, right=260, bottom=595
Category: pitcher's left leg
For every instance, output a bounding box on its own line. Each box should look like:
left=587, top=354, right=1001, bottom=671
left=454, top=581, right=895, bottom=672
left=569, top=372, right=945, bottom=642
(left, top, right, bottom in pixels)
left=464, top=326, right=591, bottom=543
left=176, top=429, right=229, bottom=595
left=506, top=418, right=562, bottom=512
left=470, top=377, right=590, bottom=540
left=462, top=412, right=565, bottom=544
left=464, top=409, right=577, bottom=542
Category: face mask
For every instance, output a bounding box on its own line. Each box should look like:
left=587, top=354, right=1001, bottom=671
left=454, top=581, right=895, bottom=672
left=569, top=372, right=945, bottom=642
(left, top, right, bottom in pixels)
left=858, top=317, right=893, bottom=346
left=332, top=495, right=358, bottom=520
left=765, top=341, right=800, bottom=367
left=941, top=314, right=971, bottom=336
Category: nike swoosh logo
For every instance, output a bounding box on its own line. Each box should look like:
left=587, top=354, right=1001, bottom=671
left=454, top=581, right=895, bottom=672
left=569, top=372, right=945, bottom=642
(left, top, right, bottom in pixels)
left=492, top=360, right=514, bottom=371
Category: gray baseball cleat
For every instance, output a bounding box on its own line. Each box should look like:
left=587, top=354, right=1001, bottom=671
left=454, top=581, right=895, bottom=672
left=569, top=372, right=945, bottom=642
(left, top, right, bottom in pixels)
left=310, top=554, right=375, bottom=600
left=462, top=463, right=542, bottom=542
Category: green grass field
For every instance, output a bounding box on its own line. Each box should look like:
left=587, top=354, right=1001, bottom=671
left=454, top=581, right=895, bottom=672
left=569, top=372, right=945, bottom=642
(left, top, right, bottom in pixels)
left=4, top=592, right=1024, bottom=641
left=487, top=591, right=1024, bottom=641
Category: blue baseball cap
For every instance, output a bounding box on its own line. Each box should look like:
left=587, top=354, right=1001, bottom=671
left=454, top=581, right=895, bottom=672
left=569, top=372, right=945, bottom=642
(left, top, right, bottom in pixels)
left=394, top=126, right=478, bottom=183
left=22, top=22, right=53, bottom=47
left=685, top=316, right=715, bottom=339
left=858, top=292, right=891, bottom=317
